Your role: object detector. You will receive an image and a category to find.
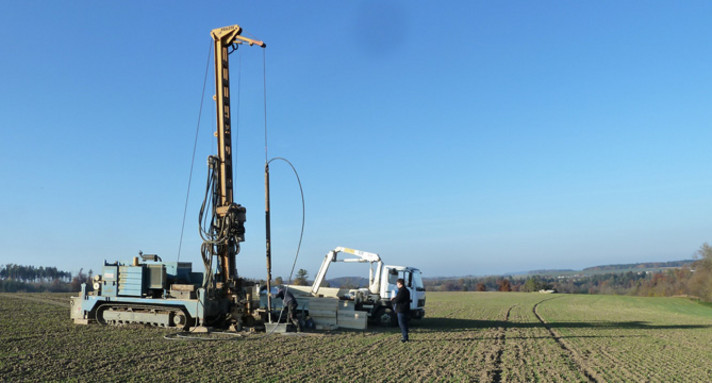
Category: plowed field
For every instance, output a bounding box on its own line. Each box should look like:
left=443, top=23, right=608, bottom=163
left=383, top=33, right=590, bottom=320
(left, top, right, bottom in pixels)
left=2, top=292, right=711, bottom=382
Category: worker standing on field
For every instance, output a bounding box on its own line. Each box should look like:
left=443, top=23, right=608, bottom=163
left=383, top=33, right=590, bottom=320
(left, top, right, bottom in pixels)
left=391, top=278, right=410, bottom=342
left=276, top=287, right=301, bottom=332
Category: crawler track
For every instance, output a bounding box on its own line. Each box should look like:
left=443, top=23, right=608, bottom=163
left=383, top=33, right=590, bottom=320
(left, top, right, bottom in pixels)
left=533, top=298, right=599, bottom=383
left=96, top=302, right=189, bottom=328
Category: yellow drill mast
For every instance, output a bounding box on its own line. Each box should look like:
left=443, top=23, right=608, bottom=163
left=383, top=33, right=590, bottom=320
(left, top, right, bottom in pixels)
left=207, top=25, right=265, bottom=292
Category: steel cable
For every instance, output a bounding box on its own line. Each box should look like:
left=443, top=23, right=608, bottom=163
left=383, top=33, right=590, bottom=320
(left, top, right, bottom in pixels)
left=177, top=41, right=213, bottom=261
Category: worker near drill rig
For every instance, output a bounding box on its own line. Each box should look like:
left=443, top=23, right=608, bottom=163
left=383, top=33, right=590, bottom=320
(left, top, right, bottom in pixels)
left=275, top=286, right=301, bottom=332
left=391, top=278, right=410, bottom=342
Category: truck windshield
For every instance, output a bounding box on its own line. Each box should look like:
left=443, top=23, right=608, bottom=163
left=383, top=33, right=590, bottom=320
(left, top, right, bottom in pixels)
left=388, top=269, right=399, bottom=285
left=412, top=270, right=425, bottom=291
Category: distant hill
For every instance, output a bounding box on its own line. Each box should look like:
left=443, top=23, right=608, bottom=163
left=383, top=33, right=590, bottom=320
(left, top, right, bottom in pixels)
left=325, top=276, right=369, bottom=288
left=521, top=259, right=695, bottom=278
left=583, top=260, right=693, bottom=272
left=425, top=259, right=696, bottom=280
left=525, top=269, right=576, bottom=276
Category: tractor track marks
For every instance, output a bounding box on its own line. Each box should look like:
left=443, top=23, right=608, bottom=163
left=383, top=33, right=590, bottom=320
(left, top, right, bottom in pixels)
left=533, top=298, right=599, bottom=383
left=490, top=305, right=515, bottom=383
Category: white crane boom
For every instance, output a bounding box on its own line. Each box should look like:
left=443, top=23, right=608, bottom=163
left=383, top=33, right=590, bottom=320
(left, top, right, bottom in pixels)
left=311, top=247, right=383, bottom=295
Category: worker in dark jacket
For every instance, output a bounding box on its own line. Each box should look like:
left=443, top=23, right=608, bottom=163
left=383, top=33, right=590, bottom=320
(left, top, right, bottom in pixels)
left=275, top=287, right=301, bottom=331
left=391, top=278, right=410, bottom=342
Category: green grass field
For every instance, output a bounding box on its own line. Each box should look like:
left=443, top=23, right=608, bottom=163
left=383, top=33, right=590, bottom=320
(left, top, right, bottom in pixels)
left=1, top=292, right=711, bottom=382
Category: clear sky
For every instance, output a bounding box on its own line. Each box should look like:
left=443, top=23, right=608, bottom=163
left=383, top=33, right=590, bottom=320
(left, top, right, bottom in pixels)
left=1, top=1, right=711, bottom=280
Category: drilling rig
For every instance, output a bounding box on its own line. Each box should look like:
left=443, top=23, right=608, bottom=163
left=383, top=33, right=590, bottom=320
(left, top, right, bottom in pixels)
left=70, top=25, right=266, bottom=331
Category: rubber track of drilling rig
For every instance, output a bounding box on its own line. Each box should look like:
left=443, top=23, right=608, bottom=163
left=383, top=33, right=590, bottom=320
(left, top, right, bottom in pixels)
left=95, top=303, right=191, bottom=330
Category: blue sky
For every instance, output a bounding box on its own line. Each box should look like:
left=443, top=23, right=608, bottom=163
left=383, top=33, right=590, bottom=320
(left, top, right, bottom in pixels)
left=1, top=1, right=711, bottom=279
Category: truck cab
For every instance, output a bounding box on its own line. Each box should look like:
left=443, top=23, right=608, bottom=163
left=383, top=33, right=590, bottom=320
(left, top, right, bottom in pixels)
left=382, top=266, right=426, bottom=320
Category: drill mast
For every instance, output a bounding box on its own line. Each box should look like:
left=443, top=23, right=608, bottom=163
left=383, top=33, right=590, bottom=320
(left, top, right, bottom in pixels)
left=208, top=25, right=265, bottom=291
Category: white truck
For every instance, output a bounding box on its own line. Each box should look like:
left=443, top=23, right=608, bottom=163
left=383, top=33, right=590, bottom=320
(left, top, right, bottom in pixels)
left=296, top=247, right=426, bottom=326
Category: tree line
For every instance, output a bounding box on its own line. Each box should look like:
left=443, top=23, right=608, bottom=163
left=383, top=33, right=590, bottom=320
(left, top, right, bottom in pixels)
left=0, top=264, right=92, bottom=293
left=425, top=243, right=712, bottom=302
left=0, top=264, right=72, bottom=283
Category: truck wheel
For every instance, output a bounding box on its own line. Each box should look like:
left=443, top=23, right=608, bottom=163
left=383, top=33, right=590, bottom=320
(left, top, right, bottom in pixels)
left=376, top=307, right=397, bottom=327
left=410, top=309, right=424, bottom=320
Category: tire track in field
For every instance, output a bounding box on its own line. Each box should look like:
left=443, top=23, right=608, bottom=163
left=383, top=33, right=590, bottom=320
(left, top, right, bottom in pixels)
left=490, top=305, right=515, bottom=383
left=0, top=293, right=70, bottom=308
left=533, top=298, right=599, bottom=383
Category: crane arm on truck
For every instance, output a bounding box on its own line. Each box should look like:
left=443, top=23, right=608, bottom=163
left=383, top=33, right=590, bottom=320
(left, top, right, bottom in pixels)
left=311, top=247, right=383, bottom=296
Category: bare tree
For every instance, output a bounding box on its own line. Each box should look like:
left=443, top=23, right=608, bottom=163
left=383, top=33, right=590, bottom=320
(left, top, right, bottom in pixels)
left=293, top=269, right=309, bottom=286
